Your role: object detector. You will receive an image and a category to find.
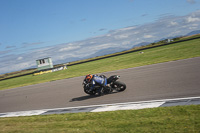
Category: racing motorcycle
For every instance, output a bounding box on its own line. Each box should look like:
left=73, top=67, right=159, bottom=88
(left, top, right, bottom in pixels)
left=83, top=75, right=126, bottom=95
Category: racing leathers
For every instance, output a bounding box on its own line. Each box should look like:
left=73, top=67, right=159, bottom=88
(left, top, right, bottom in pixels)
left=87, top=75, right=107, bottom=95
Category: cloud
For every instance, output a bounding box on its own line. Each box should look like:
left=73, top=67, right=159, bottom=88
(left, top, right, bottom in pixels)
left=186, top=16, right=200, bottom=23
left=0, top=50, right=11, bottom=55
left=1, top=10, right=200, bottom=74
left=141, top=14, right=148, bottom=17
left=99, top=28, right=107, bottom=31
left=114, top=34, right=129, bottom=39
left=115, top=26, right=137, bottom=32
left=94, top=43, right=117, bottom=49
left=187, top=0, right=196, bottom=4
left=59, top=45, right=80, bottom=52
left=17, top=56, right=23, bottom=60
left=0, top=61, right=35, bottom=74
left=144, top=35, right=154, bottom=38
left=6, top=45, right=16, bottom=49
left=80, top=18, right=86, bottom=22
left=168, top=21, right=178, bottom=27
left=22, top=42, right=45, bottom=48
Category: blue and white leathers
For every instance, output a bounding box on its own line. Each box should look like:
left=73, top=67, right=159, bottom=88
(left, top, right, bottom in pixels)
left=90, top=75, right=107, bottom=89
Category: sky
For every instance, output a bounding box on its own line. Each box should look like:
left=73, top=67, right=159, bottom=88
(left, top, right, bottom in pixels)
left=0, top=0, right=200, bottom=74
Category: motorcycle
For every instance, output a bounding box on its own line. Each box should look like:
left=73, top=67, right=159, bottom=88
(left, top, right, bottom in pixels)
left=82, top=75, right=126, bottom=95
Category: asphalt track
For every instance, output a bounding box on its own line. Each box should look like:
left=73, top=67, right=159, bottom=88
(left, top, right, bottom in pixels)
left=0, top=57, right=200, bottom=113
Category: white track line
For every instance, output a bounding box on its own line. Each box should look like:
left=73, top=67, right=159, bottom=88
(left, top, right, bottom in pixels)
left=91, top=101, right=165, bottom=112
left=0, top=110, right=46, bottom=118
left=0, top=96, right=200, bottom=117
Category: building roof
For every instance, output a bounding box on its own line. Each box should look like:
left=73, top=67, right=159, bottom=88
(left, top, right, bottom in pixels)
left=36, top=57, right=51, bottom=61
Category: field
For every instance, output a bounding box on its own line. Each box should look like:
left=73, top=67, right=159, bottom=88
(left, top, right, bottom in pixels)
left=0, top=105, right=199, bottom=133
left=0, top=36, right=200, bottom=90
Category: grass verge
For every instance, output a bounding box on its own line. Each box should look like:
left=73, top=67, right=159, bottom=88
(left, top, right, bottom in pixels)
left=0, top=105, right=199, bottom=133
left=0, top=37, right=200, bottom=90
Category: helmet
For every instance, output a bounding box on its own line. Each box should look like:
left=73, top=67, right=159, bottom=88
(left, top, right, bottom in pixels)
left=85, top=74, right=93, bottom=82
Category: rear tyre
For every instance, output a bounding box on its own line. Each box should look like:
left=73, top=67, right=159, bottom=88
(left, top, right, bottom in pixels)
left=112, top=81, right=126, bottom=92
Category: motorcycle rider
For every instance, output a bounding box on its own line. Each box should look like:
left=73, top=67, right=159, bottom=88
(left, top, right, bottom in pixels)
left=84, top=74, right=108, bottom=95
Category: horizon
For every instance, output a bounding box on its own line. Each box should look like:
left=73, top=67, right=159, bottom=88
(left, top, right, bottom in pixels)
left=0, top=0, right=200, bottom=74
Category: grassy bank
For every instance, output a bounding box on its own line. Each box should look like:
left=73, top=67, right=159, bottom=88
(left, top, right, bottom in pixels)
left=0, top=105, right=199, bottom=133
left=0, top=37, right=200, bottom=90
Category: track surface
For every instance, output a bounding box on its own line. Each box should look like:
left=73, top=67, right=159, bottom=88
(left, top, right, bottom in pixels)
left=0, top=57, right=200, bottom=113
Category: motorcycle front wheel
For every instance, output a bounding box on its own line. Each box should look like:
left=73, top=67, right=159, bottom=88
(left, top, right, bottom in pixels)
left=112, top=81, right=126, bottom=92
left=84, top=86, right=96, bottom=95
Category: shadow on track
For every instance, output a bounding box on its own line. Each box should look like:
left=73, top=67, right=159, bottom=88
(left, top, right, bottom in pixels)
left=69, top=92, right=118, bottom=102
left=69, top=95, right=98, bottom=102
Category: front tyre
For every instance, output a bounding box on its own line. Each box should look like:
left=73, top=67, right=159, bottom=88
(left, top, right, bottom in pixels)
left=84, top=86, right=96, bottom=95
left=112, top=81, right=126, bottom=92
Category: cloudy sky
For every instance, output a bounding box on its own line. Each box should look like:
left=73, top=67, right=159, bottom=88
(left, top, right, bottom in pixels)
left=0, top=0, right=200, bottom=74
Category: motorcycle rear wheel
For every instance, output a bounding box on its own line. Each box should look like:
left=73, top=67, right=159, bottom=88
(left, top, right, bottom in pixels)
left=112, top=81, right=126, bottom=92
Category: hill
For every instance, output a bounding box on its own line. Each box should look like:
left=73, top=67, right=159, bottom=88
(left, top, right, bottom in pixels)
left=186, top=30, right=200, bottom=36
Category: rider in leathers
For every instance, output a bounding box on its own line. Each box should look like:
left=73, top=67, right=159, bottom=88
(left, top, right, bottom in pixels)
left=85, top=74, right=107, bottom=95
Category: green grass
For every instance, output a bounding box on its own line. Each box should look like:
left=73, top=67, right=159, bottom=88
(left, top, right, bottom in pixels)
left=0, top=105, right=199, bottom=133
left=0, top=37, right=200, bottom=90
